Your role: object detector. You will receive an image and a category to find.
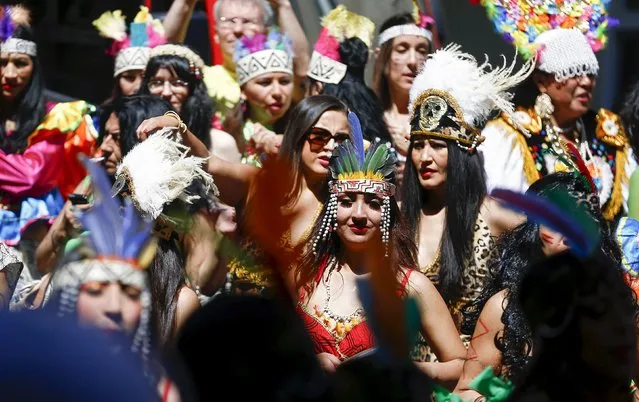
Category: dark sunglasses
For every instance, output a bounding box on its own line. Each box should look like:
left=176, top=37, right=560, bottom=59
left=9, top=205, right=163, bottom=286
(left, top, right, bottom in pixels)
left=306, top=127, right=350, bottom=149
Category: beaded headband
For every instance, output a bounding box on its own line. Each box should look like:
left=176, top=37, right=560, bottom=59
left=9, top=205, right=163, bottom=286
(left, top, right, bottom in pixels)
left=378, top=24, right=432, bottom=47
left=150, top=44, right=205, bottom=80
left=0, top=6, right=36, bottom=56
left=313, top=113, right=397, bottom=257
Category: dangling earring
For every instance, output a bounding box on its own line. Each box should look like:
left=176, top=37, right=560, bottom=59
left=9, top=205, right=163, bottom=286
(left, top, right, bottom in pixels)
left=534, top=92, right=554, bottom=119
left=313, top=193, right=337, bottom=255
left=381, top=196, right=391, bottom=257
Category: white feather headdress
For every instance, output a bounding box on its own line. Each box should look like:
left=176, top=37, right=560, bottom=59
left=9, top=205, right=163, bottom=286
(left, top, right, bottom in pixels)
left=409, top=44, right=534, bottom=151
left=113, top=128, right=218, bottom=220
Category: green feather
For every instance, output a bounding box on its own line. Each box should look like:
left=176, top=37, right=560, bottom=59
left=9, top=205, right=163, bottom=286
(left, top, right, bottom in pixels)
left=365, top=143, right=390, bottom=175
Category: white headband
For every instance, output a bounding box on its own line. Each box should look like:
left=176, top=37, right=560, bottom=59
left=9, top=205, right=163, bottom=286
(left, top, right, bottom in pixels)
left=236, top=49, right=293, bottom=86
left=377, top=24, right=432, bottom=47
left=0, top=37, right=37, bottom=56
left=307, top=50, right=348, bottom=85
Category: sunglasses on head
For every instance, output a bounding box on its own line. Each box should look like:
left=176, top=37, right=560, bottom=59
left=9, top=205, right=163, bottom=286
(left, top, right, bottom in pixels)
left=306, top=127, right=350, bottom=149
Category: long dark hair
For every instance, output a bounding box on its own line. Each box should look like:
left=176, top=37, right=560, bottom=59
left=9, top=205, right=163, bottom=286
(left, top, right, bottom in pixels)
left=139, top=52, right=213, bottom=149
left=465, top=172, right=622, bottom=383
left=511, top=251, right=635, bottom=401
left=314, top=37, right=391, bottom=143
left=277, top=95, right=348, bottom=204
left=296, top=193, right=417, bottom=294
left=113, top=95, right=173, bottom=156
left=401, top=140, right=487, bottom=305
left=148, top=237, right=186, bottom=347
left=0, top=25, right=46, bottom=154
left=372, top=13, right=427, bottom=112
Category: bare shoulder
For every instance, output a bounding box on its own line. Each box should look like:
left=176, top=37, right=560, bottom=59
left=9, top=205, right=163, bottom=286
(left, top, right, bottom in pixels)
left=210, top=128, right=241, bottom=162
left=481, top=289, right=508, bottom=323
left=404, top=269, right=437, bottom=296
left=175, top=286, right=200, bottom=330
left=481, top=197, right=525, bottom=236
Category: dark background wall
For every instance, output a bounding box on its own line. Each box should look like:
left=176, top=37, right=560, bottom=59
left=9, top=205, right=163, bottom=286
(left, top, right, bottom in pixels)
left=5, top=0, right=639, bottom=110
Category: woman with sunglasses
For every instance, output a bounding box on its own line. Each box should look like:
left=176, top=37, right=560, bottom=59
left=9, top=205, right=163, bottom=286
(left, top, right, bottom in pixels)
left=138, top=44, right=240, bottom=163
left=136, top=95, right=350, bottom=294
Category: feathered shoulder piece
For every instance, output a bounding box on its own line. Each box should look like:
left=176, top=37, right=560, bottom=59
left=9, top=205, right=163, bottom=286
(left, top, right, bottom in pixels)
left=408, top=44, right=534, bottom=152
left=93, top=6, right=166, bottom=77
left=78, top=157, right=157, bottom=269
left=112, top=128, right=218, bottom=223
left=328, top=112, right=396, bottom=197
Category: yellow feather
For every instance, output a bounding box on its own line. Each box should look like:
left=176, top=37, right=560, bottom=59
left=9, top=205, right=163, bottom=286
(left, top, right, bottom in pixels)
left=134, top=6, right=150, bottom=23
left=321, top=5, right=375, bottom=48
left=92, top=10, right=128, bottom=41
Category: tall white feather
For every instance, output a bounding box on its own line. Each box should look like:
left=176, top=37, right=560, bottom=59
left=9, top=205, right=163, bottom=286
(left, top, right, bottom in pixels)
left=409, top=43, right=535, bottom=128
left=116, top=128, right=218, bottom=219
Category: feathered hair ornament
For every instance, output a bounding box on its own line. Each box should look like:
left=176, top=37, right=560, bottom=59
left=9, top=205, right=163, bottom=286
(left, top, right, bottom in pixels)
left=308, top=5, right=375, bottom=85
left=92, top=6, right=167, bottom=77
left=234, top=28, right=294, bottom=86
left=112, top=128, right=218, bottom=226
left=409, top=44, right=534, bottom=152
left=48, top=159, right=155, bottom=368
left=314, top=112, right=397, bottom=257
left=0, top=5, right=36, bottom=56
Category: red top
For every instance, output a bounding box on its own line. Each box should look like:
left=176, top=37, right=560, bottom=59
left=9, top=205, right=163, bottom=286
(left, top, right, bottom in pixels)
left=297, top=262, right=413, bottom=360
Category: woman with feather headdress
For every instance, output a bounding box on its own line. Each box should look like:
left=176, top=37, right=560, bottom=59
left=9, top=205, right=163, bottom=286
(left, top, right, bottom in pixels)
left=0, top=5, right=96, bottom=258
left=402, top=44, right=532, bottom=363
left=293, top=128, right=466, bottom=386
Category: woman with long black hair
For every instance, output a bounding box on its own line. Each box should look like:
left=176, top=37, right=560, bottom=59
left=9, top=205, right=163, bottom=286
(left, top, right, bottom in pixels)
left=0, top=6, right=96, bottom=261
left=401, top=44, right=531, bottom=361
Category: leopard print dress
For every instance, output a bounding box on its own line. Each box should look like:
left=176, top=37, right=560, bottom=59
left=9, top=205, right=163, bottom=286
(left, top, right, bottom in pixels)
left=411, top=212, right=498, bottom=362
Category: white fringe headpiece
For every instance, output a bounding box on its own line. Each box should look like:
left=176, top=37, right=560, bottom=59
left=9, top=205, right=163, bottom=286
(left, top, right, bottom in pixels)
left=409, top=44, right=534, bottom=151
left=113, top=128, right=218, bottom=220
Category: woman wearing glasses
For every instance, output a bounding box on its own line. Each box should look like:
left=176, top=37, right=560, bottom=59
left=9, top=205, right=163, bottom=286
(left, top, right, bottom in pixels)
left=139, top=44, right=240, bottom=162
left=136, top=95, right=350, bottom=294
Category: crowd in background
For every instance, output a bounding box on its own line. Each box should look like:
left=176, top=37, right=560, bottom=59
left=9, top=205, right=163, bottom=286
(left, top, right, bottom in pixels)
left=2, top=0, right=639, bottom=401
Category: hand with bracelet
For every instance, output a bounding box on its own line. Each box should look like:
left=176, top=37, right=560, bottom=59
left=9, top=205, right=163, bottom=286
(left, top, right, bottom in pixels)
left=136, top=111, right=187, bottom=142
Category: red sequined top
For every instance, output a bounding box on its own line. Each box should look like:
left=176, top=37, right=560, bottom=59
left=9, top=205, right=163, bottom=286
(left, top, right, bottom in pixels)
left=296, top=261, right=413, bottom=360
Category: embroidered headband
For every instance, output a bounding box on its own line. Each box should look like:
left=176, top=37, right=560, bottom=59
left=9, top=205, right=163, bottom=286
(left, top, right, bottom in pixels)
left=0, top=6, right=36, bottom=56
left=234, top=29, right=293, bottom=86
left=150, top=44, right=205, bottom=80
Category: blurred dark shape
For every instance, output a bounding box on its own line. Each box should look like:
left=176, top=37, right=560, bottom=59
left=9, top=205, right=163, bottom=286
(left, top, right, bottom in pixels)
left=174, top=293, right=336, bottom=402
left=0, top=310, right=157, bottom=401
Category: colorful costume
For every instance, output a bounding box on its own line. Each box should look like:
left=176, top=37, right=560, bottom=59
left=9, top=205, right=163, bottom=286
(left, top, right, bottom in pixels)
left=92, top=6, right=167, bottom=78
left=46, top=157, right=158, bottom=381
left=233, top=29, right=293, bottom=166
left=407, top=44, right=533, bottom=360
left=0, top=7, right=97, bottom=244
left=476, top=0, right=633, bottom=220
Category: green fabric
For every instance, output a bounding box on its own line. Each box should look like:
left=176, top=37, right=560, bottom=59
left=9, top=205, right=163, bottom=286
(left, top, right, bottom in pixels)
left=629, top=170, right=639, bottom=220
left=432, top=367, right=513, bottom=402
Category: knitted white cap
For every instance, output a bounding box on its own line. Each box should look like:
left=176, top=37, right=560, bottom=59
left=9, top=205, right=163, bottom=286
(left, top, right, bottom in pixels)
left=534, top=28, right=599, bottom=82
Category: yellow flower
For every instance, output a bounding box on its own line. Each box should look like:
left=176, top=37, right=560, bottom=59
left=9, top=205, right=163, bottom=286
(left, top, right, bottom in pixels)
left=202, top=65, right=241, bottom=114
left=134, top=6, right=150, bottom=23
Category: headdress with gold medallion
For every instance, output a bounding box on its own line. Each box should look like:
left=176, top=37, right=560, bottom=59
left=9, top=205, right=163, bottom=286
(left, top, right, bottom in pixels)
left=409, top=44, right=534, bottom=152
left=313, top=112, right=397, bottom=257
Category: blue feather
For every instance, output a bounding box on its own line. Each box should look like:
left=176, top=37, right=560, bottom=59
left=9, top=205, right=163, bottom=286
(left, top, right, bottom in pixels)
left=348, top=112, right=365, bottom=168
left=491, top=189, right=600, bottom=258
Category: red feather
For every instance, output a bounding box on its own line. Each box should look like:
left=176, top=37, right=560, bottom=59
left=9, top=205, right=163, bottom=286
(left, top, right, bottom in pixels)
left=564, top=142, right=596, bottom=194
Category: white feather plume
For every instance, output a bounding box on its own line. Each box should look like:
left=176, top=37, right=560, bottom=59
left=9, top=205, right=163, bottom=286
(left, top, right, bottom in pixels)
left=409, top=43, right=534, bottom=128
left=116, top=128, right=217, bottom=220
